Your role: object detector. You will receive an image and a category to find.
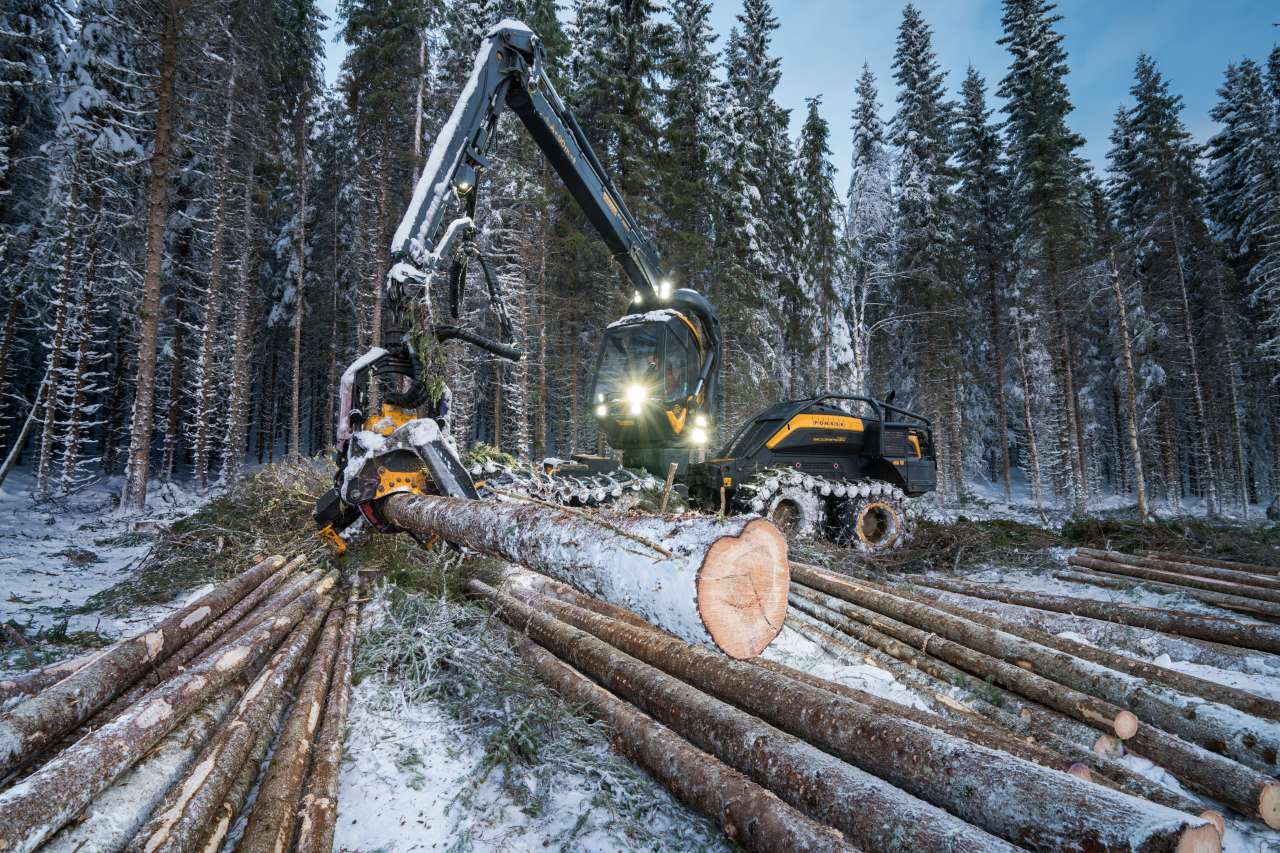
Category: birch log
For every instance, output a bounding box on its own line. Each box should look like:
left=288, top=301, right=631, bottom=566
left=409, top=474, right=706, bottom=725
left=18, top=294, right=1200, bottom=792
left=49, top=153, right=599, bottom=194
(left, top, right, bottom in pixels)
left=126, top=598, right=331, bottom=853
left=912, top=576, right=1280, bottom=655
left=467, top=579, right=1016, bottom=853
left=820, top=572, right=1280, bottom=772
left=1070, top=553, right=1280, bottom=604
left=525, top=587, right=1221, bottom=852
left=294, top=582, right=360, bottom=853
left=1078, top=549, right=1280, bottom=589
left=0, top=583, right=325, bottom=853
left=1056, top=569, right=1280, bottom=621
left=902, top=582, right=1280, bottom=721
left=383, top=493, right=788, bottom=658
left=1147, top=552, right=1280, bottom=576
left=785, top=609, right=1214, bottom=817
left=238, top=603, right=344, bottom=853
left=514, top=636, right=858, bottom=852
left=0, top=555, right=286, bottom=774
left=38, top=687, right=243, bottom=853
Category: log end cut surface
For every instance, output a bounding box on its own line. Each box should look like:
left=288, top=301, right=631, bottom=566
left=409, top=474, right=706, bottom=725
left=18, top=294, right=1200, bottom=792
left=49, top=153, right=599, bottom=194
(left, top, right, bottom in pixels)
left=1175, top=822, right=1223, bottom=853
left=696, top=519, right=789, bottom=659
left=1261, top=781, right=1280, bottom=829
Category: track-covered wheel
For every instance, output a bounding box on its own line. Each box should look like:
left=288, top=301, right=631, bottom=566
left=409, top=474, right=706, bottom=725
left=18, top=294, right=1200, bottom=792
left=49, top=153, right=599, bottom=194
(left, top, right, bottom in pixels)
left=832, top=482, right=908, bottom=551
left=737, top=468, right=826, bottom=540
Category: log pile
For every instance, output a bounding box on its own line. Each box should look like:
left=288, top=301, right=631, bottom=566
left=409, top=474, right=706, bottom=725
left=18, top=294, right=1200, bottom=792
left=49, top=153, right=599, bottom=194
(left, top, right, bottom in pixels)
left=0, top=555, right=361, bottom=853
left=466, top=561, right=1236, bottom=852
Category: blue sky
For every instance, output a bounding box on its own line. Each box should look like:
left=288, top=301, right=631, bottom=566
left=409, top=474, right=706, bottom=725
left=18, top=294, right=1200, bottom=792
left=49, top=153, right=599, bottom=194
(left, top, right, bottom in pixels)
left=317, top=0, right=1279, bottom=190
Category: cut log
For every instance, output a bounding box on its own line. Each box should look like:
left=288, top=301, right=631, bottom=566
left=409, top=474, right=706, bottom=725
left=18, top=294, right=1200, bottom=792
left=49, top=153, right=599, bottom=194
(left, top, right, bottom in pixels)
left=294, top=582, right=360, bottom=853
left=0, top=582, right=326, bottom=853
left=789, top=573, right=1140, bottom=740
left=785, top=608, right=1213, bottom=817
left=1147, top=551, right=1280, bottom=576
left=789, top=573, right=1280, bottom=825
left=0, top=554, right=287, bottom=774
left=383, top=493, right=788, bottom=659
left=1070, top=553, right=1280, bottom=605
left=83, top=558, right=305, bottom=735
left=513, top=585, right=1219, bottom=852
left=912, top=575, right=1280, bottom=655
left=502, top=566, right=658, bottom=631
left=38, top=686, right=243, bottom=853
left=1056, top=569, right=1280, bottom=621
left=0, top=648, right=107, bottom=707
left=1079, top=549, right=1280, bottom=589
left=126, top=597, right=331, bottom=853
left=515, top=635, right=858, bottom=852
left=902, top=582, right=1280, bottom=721
left=466, top=579, right=1016, bottom=853
left=237, top=602, right=344, bottom=853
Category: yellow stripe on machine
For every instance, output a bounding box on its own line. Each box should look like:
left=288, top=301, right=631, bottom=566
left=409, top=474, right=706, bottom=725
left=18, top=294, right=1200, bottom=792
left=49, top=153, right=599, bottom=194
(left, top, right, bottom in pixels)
left=766, top=414, right=864, bottom=449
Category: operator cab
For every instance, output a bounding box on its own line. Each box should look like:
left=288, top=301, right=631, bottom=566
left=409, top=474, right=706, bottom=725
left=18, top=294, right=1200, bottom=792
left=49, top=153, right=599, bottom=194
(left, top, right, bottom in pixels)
left=591, top=308, right=705, bottom=451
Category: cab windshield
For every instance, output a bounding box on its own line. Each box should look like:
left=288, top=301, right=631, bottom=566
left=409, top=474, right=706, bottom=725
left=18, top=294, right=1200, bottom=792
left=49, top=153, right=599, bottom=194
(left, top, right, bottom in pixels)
left=593, top=325, right=662, bottom=401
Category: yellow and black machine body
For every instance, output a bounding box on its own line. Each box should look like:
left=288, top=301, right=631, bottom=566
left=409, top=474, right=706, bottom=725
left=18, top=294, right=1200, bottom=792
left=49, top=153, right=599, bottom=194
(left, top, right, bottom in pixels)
left=684, top=395, right=937, bottom=549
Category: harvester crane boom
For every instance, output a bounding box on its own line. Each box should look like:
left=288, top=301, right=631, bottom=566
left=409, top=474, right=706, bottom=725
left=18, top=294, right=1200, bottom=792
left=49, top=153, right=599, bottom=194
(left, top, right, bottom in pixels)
left=391, top=19, right=666, bottom=307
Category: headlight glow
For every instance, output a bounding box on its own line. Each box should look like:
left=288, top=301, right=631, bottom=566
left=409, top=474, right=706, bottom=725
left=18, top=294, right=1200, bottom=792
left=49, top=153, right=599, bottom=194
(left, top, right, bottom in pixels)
left=694, top=413, right=708, bottom=428
left=625, top=384, right=647, bottom=415
left=633, top=290, right=643, bottom=305
left=690, top=426, right=708, bottom=445
left=594, top=403, right=608, bottom=418
left=658, top=279, right=672, bottom=300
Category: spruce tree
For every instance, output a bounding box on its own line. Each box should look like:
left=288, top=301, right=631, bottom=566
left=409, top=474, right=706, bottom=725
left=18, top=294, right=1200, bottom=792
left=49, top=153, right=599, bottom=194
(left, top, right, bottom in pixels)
left=794, top=96, right=842, bottom=392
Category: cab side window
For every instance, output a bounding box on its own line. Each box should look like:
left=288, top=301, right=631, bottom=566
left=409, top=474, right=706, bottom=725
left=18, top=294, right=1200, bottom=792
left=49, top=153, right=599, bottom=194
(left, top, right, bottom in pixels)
left=665, top=329, right=690, bottom=401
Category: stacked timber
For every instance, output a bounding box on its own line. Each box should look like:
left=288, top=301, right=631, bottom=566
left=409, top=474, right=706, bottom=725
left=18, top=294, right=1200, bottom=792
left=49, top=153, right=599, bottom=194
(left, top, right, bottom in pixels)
left=777, top=558, right=1280, bottom=838
left=0, top=555, right=361, bottom=853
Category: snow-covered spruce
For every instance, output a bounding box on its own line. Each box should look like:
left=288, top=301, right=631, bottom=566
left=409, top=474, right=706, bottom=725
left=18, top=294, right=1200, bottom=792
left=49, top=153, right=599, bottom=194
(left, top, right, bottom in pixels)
left=237, top=602, right=345, bottom=853
left=0, top=584, right=323, bottom=853
left=912, top=576, right=1280, bottom=657
left=0, top=555, right=286, bottom=775
left=37, top=687, right=243, bottom=853
left=513, top=635, right=856, bottom=852
left=125, top=597, right=332, bottom=853
left=519, top=588, right=1220, bottom=852
left=468, top=579, right=1017, bottom=853
left=382, top=492, right=788, bottom=659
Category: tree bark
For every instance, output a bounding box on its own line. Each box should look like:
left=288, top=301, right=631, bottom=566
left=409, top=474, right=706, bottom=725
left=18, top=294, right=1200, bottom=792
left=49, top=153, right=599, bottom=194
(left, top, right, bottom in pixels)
left=911, top=575, right=1280, bottom=654
left=238, top=603, right=344, bottom=853
left=1057, top=568, right=1280, bottom=622
left=515, top=636, right=858, bottom=852
left=0, top=646, right=103, bottom=707
left=1077, top=548, right=1280, bottom=590
left=1146, top=551, right=1280, bottom=576
left=511, top=583, right=1218, bottom=851
left=1068, top=553, right=1280, bottom=606
left=127, top=599, right=331, bottom=853
left=288, top=104, right=307, bottom=460
left=295, top=583, right=360, bottom=853
left=988, top=262, right=1012, bottom=500
left=220, top=158, right=259, bottom=485
left=382, top=492, right=788, bottom=659
left=1110, top=253, right=1149, bottom=519
left=0, top=591, right=314, bottom=853
left=37, top=686, right=243, bottom=853
left=0, top=555, right=286, bottom=774
left=467, top=579, right=1017, bottom=853
left=121, top=0, right=183, bottom=511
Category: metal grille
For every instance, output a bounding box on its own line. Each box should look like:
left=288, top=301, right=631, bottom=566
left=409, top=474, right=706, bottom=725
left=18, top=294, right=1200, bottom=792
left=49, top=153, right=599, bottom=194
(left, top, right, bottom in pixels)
left=881, top=427, right=909, bottom=457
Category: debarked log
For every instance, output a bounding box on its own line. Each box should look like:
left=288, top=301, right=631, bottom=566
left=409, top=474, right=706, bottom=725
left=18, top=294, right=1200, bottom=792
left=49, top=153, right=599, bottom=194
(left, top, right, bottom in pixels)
left=383, top=493, right=788, bottom=659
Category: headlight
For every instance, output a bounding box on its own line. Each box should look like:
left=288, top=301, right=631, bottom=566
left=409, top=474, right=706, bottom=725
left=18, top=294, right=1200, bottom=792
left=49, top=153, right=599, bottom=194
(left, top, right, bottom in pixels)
left=594, top=403, right=608, bottom=418
left=658, top=279, right=672, bottom=300
left=694, top=413, right=708, bottom=428
left=690, top=426, right=708, bottom=445
left=633, top=290, right=643, bottom=305
left=625, top=384, right=647, bottom=415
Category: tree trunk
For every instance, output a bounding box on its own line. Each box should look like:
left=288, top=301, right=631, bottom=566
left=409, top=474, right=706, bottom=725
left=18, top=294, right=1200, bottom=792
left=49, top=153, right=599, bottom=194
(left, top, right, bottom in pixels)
left=238, top=603, right=344, bottom=853
left=289, top=106, right=307, bottom=460
left=1012, top=311, right=1047, bottom=518
left=382, top=492, right=788, bottom=659
left=35, top=169, right=80, bottom=497
left=159, top=313, right=186, bottom=482
left=467, top=579, right=1016, bottom=853
left=0, top=591, right=313, bottom=853
left=126, top=599, right=331, bottom=853
left=295, top=583, right=360, bottom=853
left=1078, top=548, right=1280, bottom=588
left=0, top=646, right=103, bottom=706
left=1146, top=551, right=1279, bottom=576
left=517, top=636, right=856, bottom=852
left=1110, top=254, right=1149, bottom=519
left=121, top=0, right=183, bottom=511
left=988, top=263, right=1012, bottom=500
left=513, top=583, right=1218, bottom=852
left=1069, top=553, right=1280, bottom=605
left=37, top=687, right=243, bottom=853
left=220, top=159, right=259, bottom=485
left=0, top=555, right=286, bottom=774
left=912, top=575, right=1280, bottom=654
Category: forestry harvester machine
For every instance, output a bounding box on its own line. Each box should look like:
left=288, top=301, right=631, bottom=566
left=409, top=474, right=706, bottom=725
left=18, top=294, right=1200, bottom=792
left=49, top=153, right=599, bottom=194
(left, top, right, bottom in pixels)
left=314, top=20, right=937, bottom=554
